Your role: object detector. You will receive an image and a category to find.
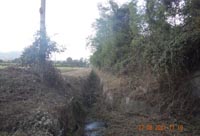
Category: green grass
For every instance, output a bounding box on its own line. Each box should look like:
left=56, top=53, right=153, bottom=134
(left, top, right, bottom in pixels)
left=56, top=66, right=81, bottom=73
left=0, top=64, right=82, bottom=72
left=0, top=65, right=7, bottom=69
left=0, top=62, right=17, bottom=69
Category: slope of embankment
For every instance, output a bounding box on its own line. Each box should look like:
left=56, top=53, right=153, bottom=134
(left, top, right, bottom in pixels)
left=0, top=67, right=99, bottom=136
left=90, top=70, right=200, bottom=136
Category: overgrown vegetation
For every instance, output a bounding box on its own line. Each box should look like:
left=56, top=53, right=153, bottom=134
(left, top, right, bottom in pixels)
left=83, top=70, right=101, bottom=108
left=20, top=31, right=65, bottom=87
left=21, top=31, right=64, bottom=67
left=89, top=0, right=200, bottom=116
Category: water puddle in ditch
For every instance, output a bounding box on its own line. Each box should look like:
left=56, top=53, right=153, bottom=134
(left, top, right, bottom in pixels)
left=84, top=121, right=107, bottom=136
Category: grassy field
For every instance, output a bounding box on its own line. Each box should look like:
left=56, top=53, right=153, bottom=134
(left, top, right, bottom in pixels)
left=56, top=66, right=83, bottom=73
left=0, top=63, right=85, bottom=74
left=0, top=62, right=17, bottom=69
left=0, top=65, right=7, bottom=69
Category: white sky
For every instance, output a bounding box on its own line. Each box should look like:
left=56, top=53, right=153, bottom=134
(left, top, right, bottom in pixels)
left=0, top=0, right=129, bottom=60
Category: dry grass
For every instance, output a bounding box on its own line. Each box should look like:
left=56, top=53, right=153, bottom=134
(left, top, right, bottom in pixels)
left=61, top=68, right=91, bottom=78
left=0, top=65, right=7, bottom=69
left=56, top=66, right=78, bottom=73
left=0, top=67, right=92, bottom=136
left=89, top=69, right=198, bottom=136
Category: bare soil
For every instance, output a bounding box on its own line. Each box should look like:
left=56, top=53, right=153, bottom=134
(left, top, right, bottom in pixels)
left=0, top=67, right=91, bottom=136
left=0, top=67, right=199, bottom=136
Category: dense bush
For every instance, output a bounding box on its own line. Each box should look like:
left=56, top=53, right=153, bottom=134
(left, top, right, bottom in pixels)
left=20, top=31, right=65, bottom=86
left=42, top=61, right=65, bottom=88
left=89, top=0, right=200, bottom=78
left=89, top=0, right=200, bottom=116
left=21, top=32, right=63, bottom=67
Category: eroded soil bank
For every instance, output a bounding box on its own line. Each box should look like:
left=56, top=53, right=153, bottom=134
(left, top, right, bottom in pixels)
left=0, top=67, right=102, bottom=136
left=0, top=67, right=199, bottom=136
left=89, top=70, right=200, bottom=136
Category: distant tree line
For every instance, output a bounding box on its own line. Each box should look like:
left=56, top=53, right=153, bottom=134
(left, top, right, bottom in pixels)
left=54, top=57, right=89, bottom=67
left=0, top=57, right=89, bottom=68
left=0, top=59, right=20, bottom=66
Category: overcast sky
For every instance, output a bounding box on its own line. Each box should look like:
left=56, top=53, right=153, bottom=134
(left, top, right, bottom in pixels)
left=0, top=0, right=129, bottom=60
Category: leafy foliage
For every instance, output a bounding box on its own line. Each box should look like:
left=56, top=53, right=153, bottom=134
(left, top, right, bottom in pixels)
left=21, top=31, right=64, bottom=67
left=89, top=0, right=200, bottom=77
left=89, top=0, right=200, bottom=116
left=20, top=31, right=65, bottom=86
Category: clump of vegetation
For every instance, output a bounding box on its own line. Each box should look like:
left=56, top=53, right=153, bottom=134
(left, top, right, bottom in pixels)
left=20, top=31, right=65, bottom=87
left=21, top=31, right=64, bottom=67
left=89, top=0, right=200, bottom=116
left=89, top=0, right=200, bottom=75
left=83, top=70, right=101, bottom=108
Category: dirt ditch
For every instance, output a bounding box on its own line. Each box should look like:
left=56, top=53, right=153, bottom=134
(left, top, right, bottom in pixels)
left=0, top=67, right=104, bottom=136
left=1, top=67, right=199, bottom=136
